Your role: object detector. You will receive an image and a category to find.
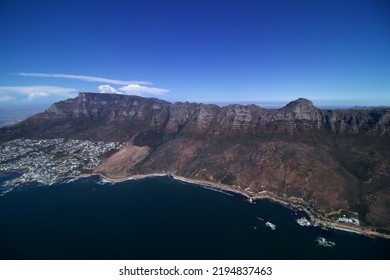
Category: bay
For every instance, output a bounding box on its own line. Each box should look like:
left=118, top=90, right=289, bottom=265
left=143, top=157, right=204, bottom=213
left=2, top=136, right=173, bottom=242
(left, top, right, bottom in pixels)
left=0, top=175, right=389, bottom=259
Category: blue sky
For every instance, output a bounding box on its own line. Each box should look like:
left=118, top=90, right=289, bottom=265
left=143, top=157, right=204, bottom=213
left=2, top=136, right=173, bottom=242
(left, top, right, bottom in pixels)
left=0, top=0, right=389, bottom=114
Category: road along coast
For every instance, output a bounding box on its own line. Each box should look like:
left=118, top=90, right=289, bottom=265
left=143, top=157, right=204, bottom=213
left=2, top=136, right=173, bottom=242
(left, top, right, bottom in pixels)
left=95, top=172, right=390, bottom=240
left=2, top=168, right=389, bottom=240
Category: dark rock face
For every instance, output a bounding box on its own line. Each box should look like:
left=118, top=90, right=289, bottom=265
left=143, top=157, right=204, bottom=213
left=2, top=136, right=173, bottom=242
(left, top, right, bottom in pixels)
left=1, top=92, right=390, bottom=230
left=3, top=93, right=388, bottom=140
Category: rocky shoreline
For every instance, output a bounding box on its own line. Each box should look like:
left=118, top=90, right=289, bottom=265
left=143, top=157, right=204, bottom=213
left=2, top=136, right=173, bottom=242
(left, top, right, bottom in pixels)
left=2, top=94, right=390, bottom=237
left=2, top=170, right=389, bottom=240
left=95, top=172, right=390, bottom=240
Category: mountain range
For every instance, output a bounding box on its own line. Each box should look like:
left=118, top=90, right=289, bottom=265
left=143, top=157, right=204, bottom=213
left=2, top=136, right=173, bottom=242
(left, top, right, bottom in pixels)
left=1, top=92, right=390, bottom=232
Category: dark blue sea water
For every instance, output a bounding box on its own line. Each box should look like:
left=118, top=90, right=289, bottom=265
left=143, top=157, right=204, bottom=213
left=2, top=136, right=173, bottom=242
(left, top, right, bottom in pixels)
left=0, top=174, right=389, bottom=260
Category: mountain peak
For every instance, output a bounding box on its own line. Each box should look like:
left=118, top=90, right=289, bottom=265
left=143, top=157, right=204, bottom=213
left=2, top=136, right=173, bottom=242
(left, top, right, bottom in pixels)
left=284, top=98, right=315, bottom=109
left=280, top=98, right=319, bottom=120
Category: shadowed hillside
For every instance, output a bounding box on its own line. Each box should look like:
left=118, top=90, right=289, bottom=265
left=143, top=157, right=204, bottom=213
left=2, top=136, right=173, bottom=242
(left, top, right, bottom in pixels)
left=1, top=92, right=390, bottom=231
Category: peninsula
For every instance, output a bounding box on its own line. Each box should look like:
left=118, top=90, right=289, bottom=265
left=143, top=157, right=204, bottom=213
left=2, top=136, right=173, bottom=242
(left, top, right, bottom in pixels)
left=1, top=92, right=390, bottom=237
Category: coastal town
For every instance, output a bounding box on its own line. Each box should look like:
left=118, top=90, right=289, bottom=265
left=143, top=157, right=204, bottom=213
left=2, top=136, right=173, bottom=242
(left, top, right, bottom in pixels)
left=0, top=138, right=124, bottom=185
left=0, top=138, right=387, bottom=240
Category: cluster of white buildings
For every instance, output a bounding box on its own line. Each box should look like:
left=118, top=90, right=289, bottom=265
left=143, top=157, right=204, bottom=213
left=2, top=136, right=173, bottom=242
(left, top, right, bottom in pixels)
left=337, top=215, right=360, bottom=226
left=0, top=138, right=124, bottom=184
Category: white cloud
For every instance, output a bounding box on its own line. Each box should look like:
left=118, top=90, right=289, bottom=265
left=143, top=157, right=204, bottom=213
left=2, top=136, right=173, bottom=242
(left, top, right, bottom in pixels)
left=0, top=96, right=12, bottom=102
left=98, top=85, right=120, bottom=94
left=0, top=86, right=77, bottom=100
left=13, top=72, right=170, bottom=97
left=16, top=72, right=152, bottom=86
left=118, top=84, right=169, bottom=96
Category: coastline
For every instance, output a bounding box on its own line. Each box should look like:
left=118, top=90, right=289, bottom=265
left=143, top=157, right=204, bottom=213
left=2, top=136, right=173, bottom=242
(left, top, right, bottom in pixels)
left=2, top=170, right=390, bottom=240
left=95, top=172, right=390, bottom=240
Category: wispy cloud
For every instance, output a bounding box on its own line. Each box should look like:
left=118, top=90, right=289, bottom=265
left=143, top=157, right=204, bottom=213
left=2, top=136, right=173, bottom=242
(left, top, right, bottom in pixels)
left=0, top=95, right=12, bottom=102
left=98, top=85, right=120, bottom=94
left=98, top=84, right=169, bottom=96
left=0, top=86, right=77, bottom=100
left=15, top=72, right=169, bottom=97
left=16, top=72, right=152, bottom=86
left=118, top=84, right=169, bottom=96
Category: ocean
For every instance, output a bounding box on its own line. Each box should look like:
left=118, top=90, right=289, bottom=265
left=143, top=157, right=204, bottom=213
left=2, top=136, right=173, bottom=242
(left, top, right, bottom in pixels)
left=0, top=174, right=389, bottom=260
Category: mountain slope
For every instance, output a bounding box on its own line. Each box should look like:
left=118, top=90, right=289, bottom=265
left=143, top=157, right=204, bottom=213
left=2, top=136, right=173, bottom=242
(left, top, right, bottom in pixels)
left=1, top=92, right=390, bottom=231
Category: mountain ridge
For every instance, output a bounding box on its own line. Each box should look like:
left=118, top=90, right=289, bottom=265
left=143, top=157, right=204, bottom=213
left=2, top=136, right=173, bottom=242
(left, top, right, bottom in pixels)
left=2, top=92, right=389, bottom=141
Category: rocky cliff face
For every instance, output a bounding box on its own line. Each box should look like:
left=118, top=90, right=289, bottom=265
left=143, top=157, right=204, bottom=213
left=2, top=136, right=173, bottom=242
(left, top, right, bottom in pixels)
left=3, top=92, right=388, bottom=140
left=1, top=92, right=390, bottom=231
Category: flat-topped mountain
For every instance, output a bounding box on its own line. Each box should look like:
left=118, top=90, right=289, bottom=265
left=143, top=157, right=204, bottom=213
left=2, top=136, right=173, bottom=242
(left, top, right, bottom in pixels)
left=2, top=93, right=389, bottom=141
left=1, top=92, right=390, bottom=232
